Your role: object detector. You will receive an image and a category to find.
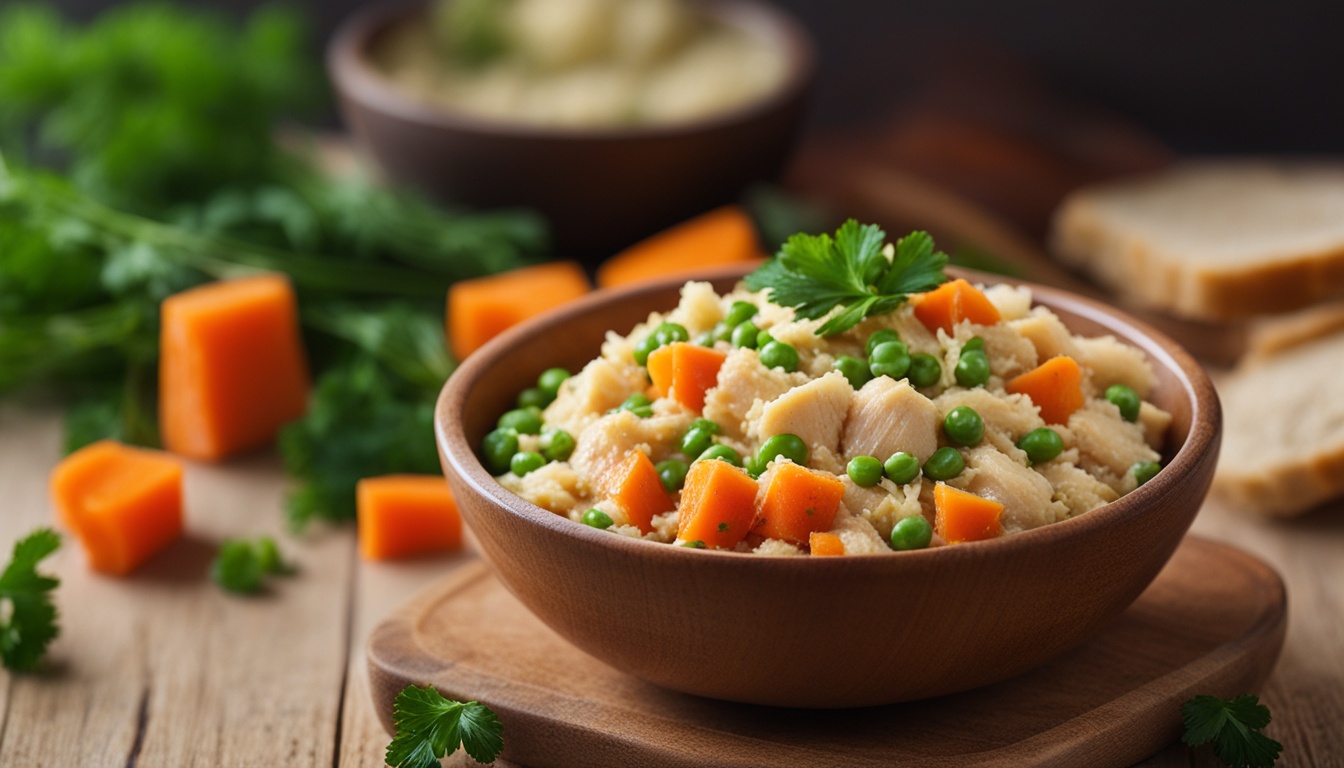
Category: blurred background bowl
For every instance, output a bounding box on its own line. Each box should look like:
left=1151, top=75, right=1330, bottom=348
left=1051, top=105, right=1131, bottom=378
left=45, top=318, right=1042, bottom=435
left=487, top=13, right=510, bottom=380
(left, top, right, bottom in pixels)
left=435, top=265, right=1222, bottom=708
left=328, top=0, right=814, bottom=258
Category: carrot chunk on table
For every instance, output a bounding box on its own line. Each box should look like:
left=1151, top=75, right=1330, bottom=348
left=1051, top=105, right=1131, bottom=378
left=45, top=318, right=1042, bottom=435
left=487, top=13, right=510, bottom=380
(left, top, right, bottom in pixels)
left=159, top=273, right=310, bottom=461
left=754, top=462, right=846, bottom=545
left=596, top=206, right=762, bottom=289
left=1005, top=356, right=1086, bottom=425
left=913, top=278, right=1002, bottom=335
left=49, top=440, right=184, bottom=575
left=448, top=261, right=591, bottom=359
left=677, top=459, right=759, bottom=549
left=933, top=483, right=1004, bottom=544
left=357, top=475, right=463, bottom=560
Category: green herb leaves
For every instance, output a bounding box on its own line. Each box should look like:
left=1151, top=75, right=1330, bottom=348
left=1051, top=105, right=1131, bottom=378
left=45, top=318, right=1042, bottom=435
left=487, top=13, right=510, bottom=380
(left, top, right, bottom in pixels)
left=1182, top=694, right=1282, bottom=768
left=386, top=685, right=504, bottom=768
left=0, top=529, right=61, bottom=671
left=745, top=220, right=948, bottom=336
left=211, top=536, right=293, bottom=594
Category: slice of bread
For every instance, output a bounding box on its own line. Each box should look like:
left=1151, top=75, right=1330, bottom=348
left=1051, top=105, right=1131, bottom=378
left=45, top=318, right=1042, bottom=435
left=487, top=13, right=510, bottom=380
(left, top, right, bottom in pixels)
left=1214, top=328, right=1344, bottom=516
left=1052, top=162, right=1344, bottom=321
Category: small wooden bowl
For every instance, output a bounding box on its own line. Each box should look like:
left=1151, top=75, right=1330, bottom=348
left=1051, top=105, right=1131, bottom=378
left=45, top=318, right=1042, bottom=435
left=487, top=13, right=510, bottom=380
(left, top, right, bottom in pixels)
left=327, top=0, right=813, bottom=257
left=435, top=266, right=1222, bottom=708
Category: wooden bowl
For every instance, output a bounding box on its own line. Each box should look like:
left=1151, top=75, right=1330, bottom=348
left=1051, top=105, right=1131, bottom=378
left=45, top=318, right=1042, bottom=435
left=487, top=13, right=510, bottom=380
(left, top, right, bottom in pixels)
left=434, top=266, right=1222, bottom=708
left=327, top=0, right=813, bottom=258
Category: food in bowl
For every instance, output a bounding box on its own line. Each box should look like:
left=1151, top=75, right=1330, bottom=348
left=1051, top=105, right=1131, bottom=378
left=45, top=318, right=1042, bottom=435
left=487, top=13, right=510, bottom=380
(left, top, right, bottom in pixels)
left=478, top=222, right=1171, bottom=555
left=369, top=0, right=788, bottom=127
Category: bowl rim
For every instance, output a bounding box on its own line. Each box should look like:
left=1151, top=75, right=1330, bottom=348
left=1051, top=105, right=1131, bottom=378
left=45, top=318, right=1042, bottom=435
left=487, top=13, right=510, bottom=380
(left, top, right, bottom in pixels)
left=437, top=264, right=1221, bottom=569
left=327, top=0, right=816, bottom=141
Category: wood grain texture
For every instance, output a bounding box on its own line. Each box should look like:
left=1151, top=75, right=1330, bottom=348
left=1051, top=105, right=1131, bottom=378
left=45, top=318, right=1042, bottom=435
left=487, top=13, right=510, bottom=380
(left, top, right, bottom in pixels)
left=367, top=536, right=1283, bottom=768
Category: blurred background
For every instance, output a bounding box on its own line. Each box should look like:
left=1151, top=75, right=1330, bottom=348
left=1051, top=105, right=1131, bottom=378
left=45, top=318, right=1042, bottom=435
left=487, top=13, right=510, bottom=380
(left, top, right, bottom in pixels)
left=49, top=0, right=1344, bottom=152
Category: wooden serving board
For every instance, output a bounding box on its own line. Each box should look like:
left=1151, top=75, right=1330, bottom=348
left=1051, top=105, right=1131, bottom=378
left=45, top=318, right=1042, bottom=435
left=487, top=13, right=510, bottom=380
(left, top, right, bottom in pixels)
left=367, top=536, right=1285, bottom=768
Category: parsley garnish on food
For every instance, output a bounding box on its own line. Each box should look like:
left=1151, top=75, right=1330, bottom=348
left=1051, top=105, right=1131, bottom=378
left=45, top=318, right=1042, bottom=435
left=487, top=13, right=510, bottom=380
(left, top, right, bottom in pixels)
left=386, top=684, right=504, bottom=768
left=0, top=529, right=61, bottom=672
left=210, top=536, right=293, bottom=594
left=744, top=220, right=949, bottom=336
left=1181, top=694, right=1282, bottom=768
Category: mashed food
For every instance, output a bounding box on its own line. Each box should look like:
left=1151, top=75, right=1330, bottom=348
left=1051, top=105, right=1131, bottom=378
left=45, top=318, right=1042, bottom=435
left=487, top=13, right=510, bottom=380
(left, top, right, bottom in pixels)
left=371, top=0, right=787, bottom=128
left=481, top=270, right=1170, bottom=556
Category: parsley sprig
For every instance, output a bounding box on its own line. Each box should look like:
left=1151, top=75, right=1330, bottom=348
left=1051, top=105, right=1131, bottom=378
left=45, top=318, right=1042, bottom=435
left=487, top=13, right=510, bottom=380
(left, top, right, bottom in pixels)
left=744, top=220, right=949, bottom=336
left=0, top=529, right=61, bottom=672
left=1182, top=694, right=1282, bottom=768
left=387, top=685, right=504, bottom=768
left=210, top=536, right=293, bottom=594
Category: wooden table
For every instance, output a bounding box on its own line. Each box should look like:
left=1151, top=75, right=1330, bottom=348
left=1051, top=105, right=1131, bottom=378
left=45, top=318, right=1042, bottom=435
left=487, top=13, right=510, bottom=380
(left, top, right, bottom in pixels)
left=0, top=400, right=1339, bottom=767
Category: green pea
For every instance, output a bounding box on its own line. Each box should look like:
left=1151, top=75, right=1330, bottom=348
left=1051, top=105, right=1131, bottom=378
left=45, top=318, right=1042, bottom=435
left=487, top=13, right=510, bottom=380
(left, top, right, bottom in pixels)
left=962, top=337, right=985, bottom=353
left=540, top=427, right=575, bottom=462
left=653, top=322, right=689, bottom=346
left=582, top=508, right=614, bottom=529
left=731, top=320, right=760, bottom=349
left=865, top=329, right=901, bottom=357
left=680, top=427, right=715, bottom=459
left=724, top=301, right=758, bottom=327
left=744, top=456, right=766, bottom=478
left=619, top=393, right=653, bottom=418
left=883, top=451, right=920, bottom=485
left=1106, top=384, right=1141, bottom=422
left=954, top=349, right=991, bottom=388
left=480, top=428, right=519, bottom=474
left=869, top=340, right=910, bottom=380
left=833, top=355, right=872, bottom=389
left=538, top=367, right=570, bottom=395
left=713, top=322, right=735, bottom=343
left=923, top=447, right=965, bottom=480
left=498, top=406, right=543, bottom=435
left=759, top=340, right=799, bottom=372
left=756, top=329, right=775, bottom=348
left=1133, top=460, right=1161, bottom=486
left=890, top=515, right=933, bottom=551
left=633, top=334, right=660, bottom=366
left=656, top=459, right=689, bottom=493
left=907, top=353, right=942, bottom=388
left=1017, top=427, right=1063, bottom=465
left=517, top=386, right=552, bottom=410
left=943, top=406, right=984, bottom=446
left=697, top=444, right=741, bottom=466
left=681, top=540, right=707, bottom=548
left=758, top=433, right=808, bottom=468
left=510, top=451, right=546, bottom=476
left=694, top=330, right=716, bottom=347
left=847, top=456, right=883, bottom=487
left=690, top=417, right=722, bottom=435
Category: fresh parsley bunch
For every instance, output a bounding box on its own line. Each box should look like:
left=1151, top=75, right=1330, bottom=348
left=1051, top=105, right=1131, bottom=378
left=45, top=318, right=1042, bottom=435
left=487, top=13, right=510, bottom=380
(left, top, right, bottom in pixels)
left=745, top=220, right=949, bottom=336
left=0, top=529, right=62, bottom=672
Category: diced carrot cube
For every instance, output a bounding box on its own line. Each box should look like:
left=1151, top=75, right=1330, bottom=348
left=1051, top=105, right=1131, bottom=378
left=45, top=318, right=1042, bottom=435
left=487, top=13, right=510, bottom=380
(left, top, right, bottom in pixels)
left=933, top=483, right=1004, bottom=544
left=357, top=475, right=463, bottom=560
left=677, top=459, right=759, bottom=549
left=448, top=261, right=591, bottom=359
left=754, top=463, right=846, bottom=545
left=596, top=206, right=762, bottom=288
left=913, top=278, right=1002, bottom=335
left=809, top=531, right=845, bottom=556
left=1005, top=356, right=1086, bottom=424
left=611, top=451, right=674, bottom=534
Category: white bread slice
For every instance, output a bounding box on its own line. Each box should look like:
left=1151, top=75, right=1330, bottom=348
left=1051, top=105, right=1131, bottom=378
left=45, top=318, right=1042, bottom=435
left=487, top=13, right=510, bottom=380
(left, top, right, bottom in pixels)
left=1214, top=329, right=1344, bottom=516
left=1052, top=162, right=1344, bottom=321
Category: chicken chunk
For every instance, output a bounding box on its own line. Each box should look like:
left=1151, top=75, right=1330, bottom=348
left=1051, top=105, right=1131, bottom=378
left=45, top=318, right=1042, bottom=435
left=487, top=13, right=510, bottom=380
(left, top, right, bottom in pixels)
left=954, top=445, right=1066, bottom=532
left=841, top=378, right=941, bottom=463
left=1009, top=309, right=1081, bottom=362
left=1068, top=400, right=1161, bottom=491
left=1036, top=461, right=1119, bottom=518
left=757, top=371, right=854, bottom=458
left=545, top=356, right=646, bottom=436
left=702, top=348, right=806, bottom=440
left=1074, top=334, right=1157, bottom=399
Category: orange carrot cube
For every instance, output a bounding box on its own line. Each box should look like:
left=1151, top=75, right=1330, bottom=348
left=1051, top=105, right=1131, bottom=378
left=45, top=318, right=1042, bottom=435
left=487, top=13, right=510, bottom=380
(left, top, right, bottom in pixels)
left=448, top=261, right=590, bottom=359
left=913, top=278, right=1002, bottom=335
left=159, top=273, right=310, bottom=461
left=596, top=206, right=762, bottom=289
left=1005, top=356, right=1086, bottom=425
left=677, top=459, right=759, bottom=549
left=49, top=440, right=184, bottom=575
left=357, top=475, right=463, bottom=560
left=611, top=452, right=674, bottom=534
left=933, top=483, right=1004, bottom=544
left=754, top=463, right=846, bottom=544
left=809, top=531, right=845, bottom=556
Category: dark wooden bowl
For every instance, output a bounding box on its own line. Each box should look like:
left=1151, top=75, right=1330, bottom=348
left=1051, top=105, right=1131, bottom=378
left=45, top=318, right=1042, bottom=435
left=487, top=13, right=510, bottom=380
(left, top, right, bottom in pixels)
left=435, top=266, right=1222, bottom=708
left=327, top=0, right=814, bottom=258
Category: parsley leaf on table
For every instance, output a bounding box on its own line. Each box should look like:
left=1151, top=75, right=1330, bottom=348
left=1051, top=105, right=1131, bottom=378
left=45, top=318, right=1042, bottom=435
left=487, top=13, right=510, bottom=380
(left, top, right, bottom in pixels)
left=744, top=220, right=949, bottom=336
left=210, top=536, right=293, bottom=595
left=1181, top=694, right=1282, bottom=768
left=387, top=685, right=504, bottom=768
left=0, top=529, right=61, bottom=672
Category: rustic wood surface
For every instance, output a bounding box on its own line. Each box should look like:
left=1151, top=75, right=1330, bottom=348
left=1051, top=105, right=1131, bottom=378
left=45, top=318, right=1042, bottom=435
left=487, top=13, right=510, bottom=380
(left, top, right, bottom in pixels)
left=0, top=399, right=1340, bottom=766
